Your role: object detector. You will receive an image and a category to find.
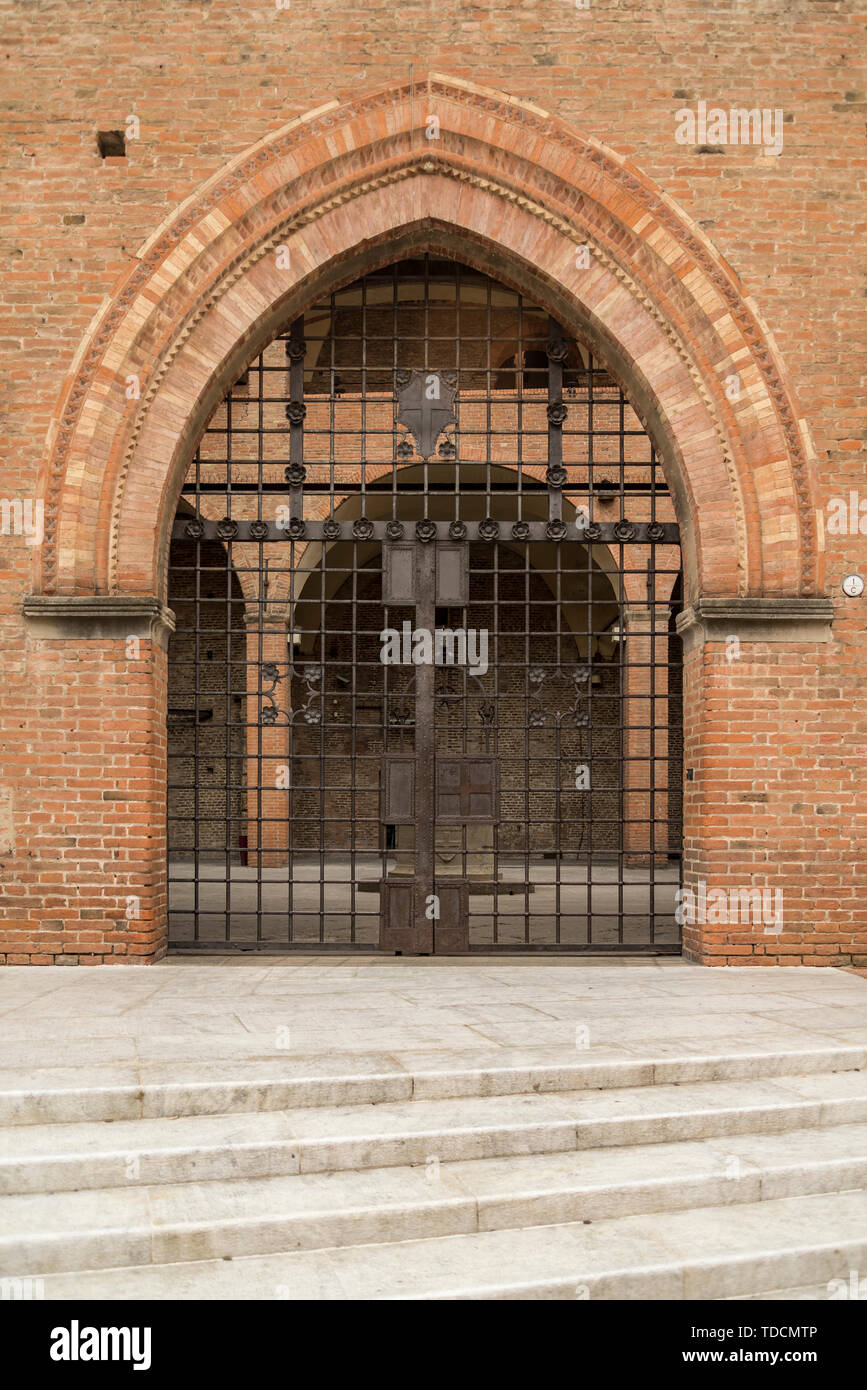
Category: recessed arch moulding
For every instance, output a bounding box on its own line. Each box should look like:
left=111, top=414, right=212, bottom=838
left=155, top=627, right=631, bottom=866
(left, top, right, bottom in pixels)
left=38, top=73, right=822, bottom=607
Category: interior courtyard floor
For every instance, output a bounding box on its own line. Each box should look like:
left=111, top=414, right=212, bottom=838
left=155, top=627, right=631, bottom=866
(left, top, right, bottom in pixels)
left=166, top=855, right=682, bottom=947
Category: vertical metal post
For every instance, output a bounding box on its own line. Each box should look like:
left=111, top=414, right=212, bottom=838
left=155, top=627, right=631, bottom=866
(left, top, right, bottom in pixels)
left=414, top=541, right=436, bottom=953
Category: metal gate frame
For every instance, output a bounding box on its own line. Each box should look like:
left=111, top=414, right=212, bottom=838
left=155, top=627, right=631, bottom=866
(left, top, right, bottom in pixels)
left=166, top=255, right=683, bottom=953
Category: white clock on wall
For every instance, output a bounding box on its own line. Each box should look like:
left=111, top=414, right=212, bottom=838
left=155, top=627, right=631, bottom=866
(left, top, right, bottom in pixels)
left=842, top=575, right=864, bottom=597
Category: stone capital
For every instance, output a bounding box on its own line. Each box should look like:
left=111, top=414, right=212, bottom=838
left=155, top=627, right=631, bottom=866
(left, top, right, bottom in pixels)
left=676, top=596, right=834, bottom=652
left=23, top=595, right=176, bottom=650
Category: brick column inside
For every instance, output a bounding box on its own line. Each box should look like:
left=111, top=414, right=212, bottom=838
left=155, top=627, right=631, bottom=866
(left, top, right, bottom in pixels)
left=622, top=604, right=671, bottom=868
left=244, top=612, right=291, bottom=869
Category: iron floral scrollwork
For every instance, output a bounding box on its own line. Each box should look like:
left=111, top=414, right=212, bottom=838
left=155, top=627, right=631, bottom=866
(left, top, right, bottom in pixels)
left=260, top=661, right=290, bottom=725
left=322, top=518, right=340, bottom=540
left=289, top=662, right=322, bottom=726
left=511, top=520, right=530, bottom=540
left=216, top=517, right=238, bottom=541
left=416, top=519, right=437, bottom=542
left=284, top=463, right=306, bottom=486
left=184, top=519, right=204, bottom=540
left=353, top=517, right=374, bottom=540
left=527, top=663, right=592, bottom=728
left=478, top=517, right=500, bottom=541
left=432, top=669, right=496, bottom=748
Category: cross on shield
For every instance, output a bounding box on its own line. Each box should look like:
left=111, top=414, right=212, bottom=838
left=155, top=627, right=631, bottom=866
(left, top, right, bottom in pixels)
left=396, top=370, right=457, bottom=460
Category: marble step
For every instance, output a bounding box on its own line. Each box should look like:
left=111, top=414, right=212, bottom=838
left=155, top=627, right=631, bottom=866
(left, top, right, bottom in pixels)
left=2, top=1068, right=866, bottom=1195
left=3, top=1120, right=866, bottom=1276
left=29, top=1189, right=867, bottom=1301
left=728, top=1283, right=844, bottom=1300
left=3, top=1044, right=864, bottom=1127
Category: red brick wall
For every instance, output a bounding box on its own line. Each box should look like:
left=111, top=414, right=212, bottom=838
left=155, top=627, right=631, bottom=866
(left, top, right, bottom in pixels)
left=1, top=2, right=864, bottom=963
left=0, top=636, right=168, bottom=964
left=682, top=635, right=865, bottom=965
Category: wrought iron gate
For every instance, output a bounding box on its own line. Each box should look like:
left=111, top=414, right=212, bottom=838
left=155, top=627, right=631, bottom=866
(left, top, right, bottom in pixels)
left=167, top=256, right=683, bottom=952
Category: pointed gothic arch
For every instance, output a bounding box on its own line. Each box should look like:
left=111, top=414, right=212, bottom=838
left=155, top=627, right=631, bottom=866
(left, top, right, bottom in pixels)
left=36, top=73, right=822, bottom=608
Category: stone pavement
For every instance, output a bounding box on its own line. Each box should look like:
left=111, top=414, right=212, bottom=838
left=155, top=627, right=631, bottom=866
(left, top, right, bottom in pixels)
left=1, top=955, right=865, bottom=1079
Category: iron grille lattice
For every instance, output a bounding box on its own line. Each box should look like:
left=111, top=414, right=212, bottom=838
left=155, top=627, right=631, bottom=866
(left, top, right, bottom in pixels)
left=166, top=255, right=683, bottom=952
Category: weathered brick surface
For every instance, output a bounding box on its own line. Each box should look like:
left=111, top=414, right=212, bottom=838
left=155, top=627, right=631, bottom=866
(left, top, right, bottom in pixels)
left=0, top=638, right=168, bottom=963
left=1, top=2, right=864, bottom=963
left=681, top=633, right=865, bottom=965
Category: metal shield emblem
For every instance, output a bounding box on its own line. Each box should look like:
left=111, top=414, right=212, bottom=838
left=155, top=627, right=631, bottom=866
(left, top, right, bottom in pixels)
left=396, top=370, right=457, bottom=459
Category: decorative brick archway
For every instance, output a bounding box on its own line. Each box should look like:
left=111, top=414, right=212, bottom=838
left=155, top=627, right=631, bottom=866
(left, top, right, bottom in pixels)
left=21, top=74, right=837, bottom=966
left=38, top=73, right=822, bottom=603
